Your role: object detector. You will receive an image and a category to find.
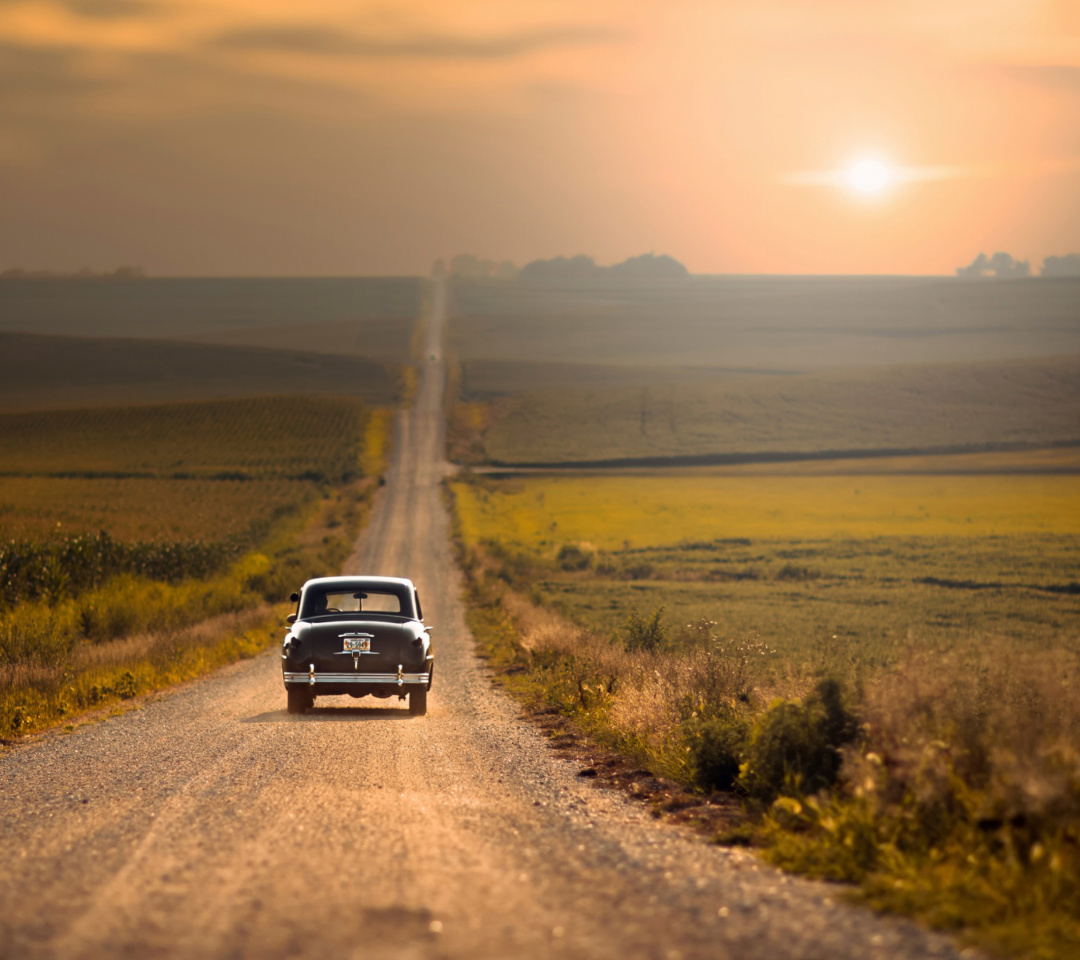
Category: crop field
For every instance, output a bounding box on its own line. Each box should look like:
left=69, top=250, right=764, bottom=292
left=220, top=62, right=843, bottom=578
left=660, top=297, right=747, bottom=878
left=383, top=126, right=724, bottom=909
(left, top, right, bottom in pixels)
left=452, top=355, right=1080, bottom=465
left=0, top=276, right=421, bottom=344
left=0, top=332, right=404, bottom=413
left=0, top=395, right=375, bottom=481
left=450, top=275, right=1080, bottom=372
left=0, top=389, right=390, bottom=737
left=0, top=476, right=313, bottom=542
left=0, top=394, right=390, bottom=603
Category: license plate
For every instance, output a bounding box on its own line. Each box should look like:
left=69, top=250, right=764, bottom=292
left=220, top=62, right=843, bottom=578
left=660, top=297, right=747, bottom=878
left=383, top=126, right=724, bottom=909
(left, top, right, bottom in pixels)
left=344, top=637, right=371, bottom=652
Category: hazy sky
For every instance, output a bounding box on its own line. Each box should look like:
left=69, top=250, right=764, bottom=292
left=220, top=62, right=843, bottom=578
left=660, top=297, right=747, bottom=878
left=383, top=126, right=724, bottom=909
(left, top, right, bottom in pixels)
left=1, top=0, right=1078, bottom=275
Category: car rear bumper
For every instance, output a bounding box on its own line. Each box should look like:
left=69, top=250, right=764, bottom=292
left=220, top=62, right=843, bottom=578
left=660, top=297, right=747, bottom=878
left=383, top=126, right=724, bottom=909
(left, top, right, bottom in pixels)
left=283, top=670, right=430, bottom=687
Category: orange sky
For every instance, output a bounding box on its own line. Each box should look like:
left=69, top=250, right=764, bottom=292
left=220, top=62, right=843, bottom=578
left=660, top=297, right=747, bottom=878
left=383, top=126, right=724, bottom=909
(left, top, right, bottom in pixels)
left=0, top=0, right=1078, bottom=275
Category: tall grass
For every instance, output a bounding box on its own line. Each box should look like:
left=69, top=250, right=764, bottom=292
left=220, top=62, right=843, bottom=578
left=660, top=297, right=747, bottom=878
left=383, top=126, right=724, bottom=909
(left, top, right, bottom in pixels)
left=460, top=532, right=1080, bottom=959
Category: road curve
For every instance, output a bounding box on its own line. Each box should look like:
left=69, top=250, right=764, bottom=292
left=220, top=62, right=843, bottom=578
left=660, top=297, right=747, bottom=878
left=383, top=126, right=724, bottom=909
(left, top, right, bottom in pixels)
left=0, top=279, right=965, bottom=960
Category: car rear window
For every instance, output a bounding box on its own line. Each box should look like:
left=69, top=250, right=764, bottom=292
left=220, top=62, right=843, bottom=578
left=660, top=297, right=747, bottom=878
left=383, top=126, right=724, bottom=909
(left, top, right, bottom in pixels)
left=302, top=588, right=406, bottom=618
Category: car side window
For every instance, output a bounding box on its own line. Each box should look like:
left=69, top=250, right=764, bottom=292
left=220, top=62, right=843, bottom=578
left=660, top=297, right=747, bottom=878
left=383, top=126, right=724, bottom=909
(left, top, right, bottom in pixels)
left=414, top=589, right=423, bottom=620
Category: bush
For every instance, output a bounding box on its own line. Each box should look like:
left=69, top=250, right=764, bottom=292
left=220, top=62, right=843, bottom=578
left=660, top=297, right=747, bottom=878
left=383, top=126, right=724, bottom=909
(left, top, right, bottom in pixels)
left=557, top=543, right=592, bottom=571
left=623, top=605, right=666, bottom=652
left=690, top=712, right=751, bottom=791
left=739, top=678, right=857, bottom=800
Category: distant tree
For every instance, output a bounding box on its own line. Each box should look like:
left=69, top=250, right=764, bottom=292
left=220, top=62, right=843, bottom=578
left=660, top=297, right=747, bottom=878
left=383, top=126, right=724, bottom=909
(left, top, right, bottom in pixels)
left=956, top=251, right=1029, bottom=278
left=609, top=252, right=689, bottom=279
left=518, top=252, right=689, bottom=282
left=1041, top=253, right=1080, bottom=277
left=518, top=254, right=599, bottom=280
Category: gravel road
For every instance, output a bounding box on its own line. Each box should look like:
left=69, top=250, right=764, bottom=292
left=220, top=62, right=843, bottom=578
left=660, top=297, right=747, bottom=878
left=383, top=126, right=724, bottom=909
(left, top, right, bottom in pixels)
left=0, top=280, right=968, bottom=960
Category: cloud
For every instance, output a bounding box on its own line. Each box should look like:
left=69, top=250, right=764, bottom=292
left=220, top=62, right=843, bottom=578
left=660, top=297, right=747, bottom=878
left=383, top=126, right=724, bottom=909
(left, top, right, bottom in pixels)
left=0, top=0, right=160, bottom=17
left=1006, top=64, right=1080, bottom=91
left=214, top=23, right=623, bottom=61
left=0, top=42, right=111, bottom=100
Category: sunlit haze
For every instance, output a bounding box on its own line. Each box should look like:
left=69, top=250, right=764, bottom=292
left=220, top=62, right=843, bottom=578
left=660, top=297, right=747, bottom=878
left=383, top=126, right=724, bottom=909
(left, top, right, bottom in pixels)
left=0, top=0, right=1078, bottom=275
left=849, top=160, right=891, bottom=194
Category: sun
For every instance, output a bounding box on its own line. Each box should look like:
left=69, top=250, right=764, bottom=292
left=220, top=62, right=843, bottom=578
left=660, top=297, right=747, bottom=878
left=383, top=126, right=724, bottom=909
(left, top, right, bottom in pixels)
left=848, top=159, right=890, bottom=193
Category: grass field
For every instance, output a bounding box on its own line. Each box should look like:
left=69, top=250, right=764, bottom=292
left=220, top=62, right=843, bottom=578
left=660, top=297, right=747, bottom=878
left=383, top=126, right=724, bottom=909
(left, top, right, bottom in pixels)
left=453, top=468, right=1080, bottom=661
left=454, top=355, right=1080, bottom=465
left=450, top=275, right=1080, bottom=371
left=445, top=272, right=1080, bottom=954
left=452, top=458, right=1080, bottom=956
left=454, top=471, right=1080, bottom=544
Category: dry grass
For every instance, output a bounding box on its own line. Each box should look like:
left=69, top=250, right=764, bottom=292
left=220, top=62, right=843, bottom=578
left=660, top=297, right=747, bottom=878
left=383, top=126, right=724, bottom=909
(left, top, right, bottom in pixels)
left=454, top=476, right=1080, bottom=957
left=453, top=472, right=1080, bottom=545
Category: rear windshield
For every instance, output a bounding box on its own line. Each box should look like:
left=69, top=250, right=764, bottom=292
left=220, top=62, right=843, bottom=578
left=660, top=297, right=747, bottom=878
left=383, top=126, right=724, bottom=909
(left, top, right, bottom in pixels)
left=300, top=586, right=412, bottom=619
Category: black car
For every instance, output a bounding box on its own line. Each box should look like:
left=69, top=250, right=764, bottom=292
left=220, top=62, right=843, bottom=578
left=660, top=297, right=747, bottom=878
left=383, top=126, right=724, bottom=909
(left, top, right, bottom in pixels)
left=282, top=576, right=434, bottom=716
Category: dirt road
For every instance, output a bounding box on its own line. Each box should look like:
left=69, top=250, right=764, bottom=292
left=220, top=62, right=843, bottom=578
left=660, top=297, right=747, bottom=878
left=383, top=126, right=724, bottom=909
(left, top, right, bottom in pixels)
left=0, top=280, right=965, bottom=960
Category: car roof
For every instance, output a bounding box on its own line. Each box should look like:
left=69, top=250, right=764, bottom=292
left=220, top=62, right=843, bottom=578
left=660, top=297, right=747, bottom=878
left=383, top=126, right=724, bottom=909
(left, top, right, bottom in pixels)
left=301, top=576, right=416, bottom=591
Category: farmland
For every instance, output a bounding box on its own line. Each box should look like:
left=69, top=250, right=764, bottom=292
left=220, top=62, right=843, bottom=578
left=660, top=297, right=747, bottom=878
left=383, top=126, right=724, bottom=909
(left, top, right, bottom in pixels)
left=0, top=395, right=375, bottom=481
left=450, top=275, right=1080, bottom=372
left=452, top=460, right=1080, bottom=955
left=452, top=466, right=1080, bottom=661
left=448, top=274, right=1080, bottom=468
left=0, top=271, right=414, bottom=739
left=447, top=273, right=1080, bottom=956
left=452, top=354, right=1080, bottom=465
left=0, top=393, right=391, bottom=736
left=0, top=331, right=403, bottom=412
left=0, top=276, right=420, bottom=346
left=0, top=276, right=421, bottom=412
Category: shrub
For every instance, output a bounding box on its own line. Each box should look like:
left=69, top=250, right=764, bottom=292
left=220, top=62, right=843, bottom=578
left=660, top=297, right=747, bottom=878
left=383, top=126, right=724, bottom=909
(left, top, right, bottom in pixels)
left=690, top=712, right=751, bottom=791
left=623, top=605, right=666, bottom=652
left=739, top=678, right=857, bottom=800
left=556, top=543, right=592, bottom=571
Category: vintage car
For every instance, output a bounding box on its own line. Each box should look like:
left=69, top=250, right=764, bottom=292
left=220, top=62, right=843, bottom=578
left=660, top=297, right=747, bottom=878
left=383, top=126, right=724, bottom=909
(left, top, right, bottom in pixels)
left=281, top=576, right=433, bottom=716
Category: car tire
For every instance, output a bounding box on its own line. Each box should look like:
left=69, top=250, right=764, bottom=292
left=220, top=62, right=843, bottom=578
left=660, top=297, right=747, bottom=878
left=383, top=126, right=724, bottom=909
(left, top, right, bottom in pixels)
left=409, top=687, right=428, bottom=716
left=287, top=688, right=310, bottom=715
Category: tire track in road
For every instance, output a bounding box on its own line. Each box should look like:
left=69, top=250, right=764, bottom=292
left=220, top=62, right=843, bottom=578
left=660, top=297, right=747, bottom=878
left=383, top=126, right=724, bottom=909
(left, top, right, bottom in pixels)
left=0, top=278, right=970, bottom=959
